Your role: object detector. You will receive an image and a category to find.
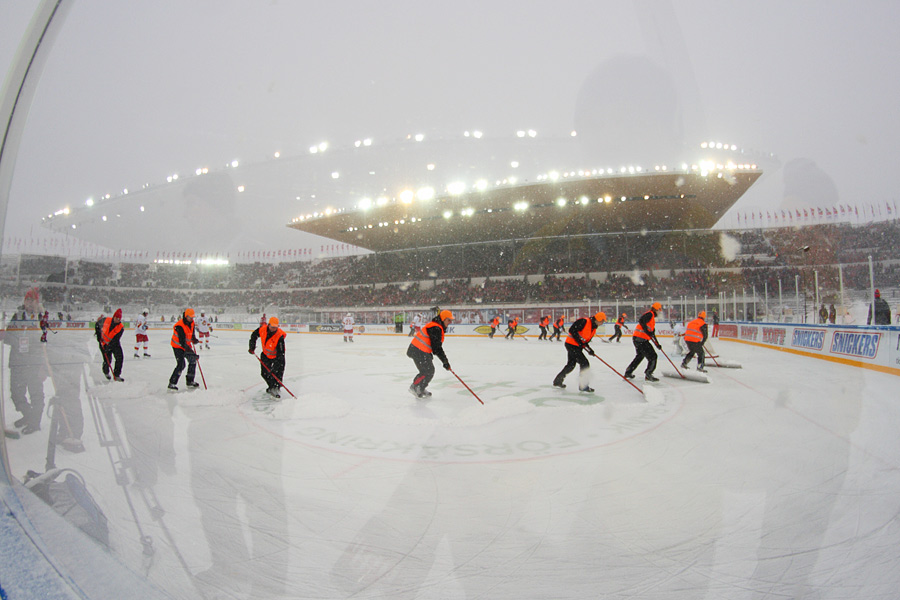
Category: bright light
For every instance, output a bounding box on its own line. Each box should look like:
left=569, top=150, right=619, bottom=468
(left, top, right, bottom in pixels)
left=331, top=172, right=340, bottom=179
left=473, top=130, right=483, bottom=139
left=461, top=208, right=475, bottom=216
left=442, top=210, right=453, bottom=219
left=274, top=151, right=280, bottom=158
left=514, top=201, right=529, bottom=211
left=605, top=196, right=612, bottom=203
left=414, top=133, right=425, bottom=142
left=85, top=198, right=94, bottom=207
left=363, top=138, right=372, bottom=146
left=447, top=181, right=466, bottom=195
left=102, top=215, right=107, bottom=221
left=549, top=171, right=560, bottom=181
left=123, top=189, right=128, bottom=194
left=400, top=190, right=414, bottom=204
left=354, top=140, right=362, bottom=148
left=510, top=161, right=519, bottom=168
left=376, top=196, right=389, bottom=206
left=570, top=130, right=577, bottom=136
left=230, top=160, right=239, bottom=168
left=416, top=187, right=435, bottom=201
left=140, top=206, right=145, bottom=211
left=359, top=197, right=372, bottom=210
left=309, top=146, right=318, bottom=154
left=474, top=179, right=488, bottom=191
left=527, top=129, right=537, bottom=137
left=556, top=197, right=567, bottom=207
left=580, top=196, right=589, bottom=205
left=427, top=163, right=435, bottom=171
left=237, top=185, right=245, bottom=192
left=318, top=142, right=328, bottom=152
left=508, top=176, right=517, bottom=184
left=516, top=130, right=526, bottom=138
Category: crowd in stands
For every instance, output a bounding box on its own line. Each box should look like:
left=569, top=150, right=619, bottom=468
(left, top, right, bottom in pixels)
left=2, top=222, right=899, bottom=312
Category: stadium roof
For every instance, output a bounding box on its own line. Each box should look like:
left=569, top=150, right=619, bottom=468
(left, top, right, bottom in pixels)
left=289, top=169, right=762, bottom=252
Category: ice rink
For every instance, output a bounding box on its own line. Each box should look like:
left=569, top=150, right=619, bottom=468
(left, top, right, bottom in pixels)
left=4, top=327, right=900, bottom=599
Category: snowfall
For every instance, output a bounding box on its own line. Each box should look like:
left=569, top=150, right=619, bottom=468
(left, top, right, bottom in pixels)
left=3, top=327, right=900, bottom=599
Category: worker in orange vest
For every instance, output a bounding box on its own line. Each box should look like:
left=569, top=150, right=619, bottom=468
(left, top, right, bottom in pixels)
left=489, top=316, right=500, bottom=339
left=624, top=302, right=663, bottom=382
left=249, top=317, right=287, bottom=398
left=168, top=308, right=200, bottom=390
left=538, top=315, right=551, bottom=341
left=99, top=309, right=125, bottom=382
left=552, top=312, right=606, bottom=393
left=607, top=313, right=630, bottom=343
left=505, top=316, right=520, bottom=340
left=549, top=315, right=565, bottom=342
left=680, top=311, right=709, bottom=372
left=407, top=310, right=454, bottom=398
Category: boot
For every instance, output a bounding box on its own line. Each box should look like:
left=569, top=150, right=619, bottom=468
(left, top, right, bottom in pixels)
left=645, top=373, right=659, bottom=382
left=186, top=381, right=200, bottom=388
left=579, top=386, right=595, bottom=393
left=114, top=375, right=125, bottom=382
left=552, top=376, right=566, bottom=389
left=134, top=353, right=141, bottom=358
left=680, top=361, right=688, bottom=370
left=167, top=383, right=178, bottom=390
left=624, top=371, right=635, bottom=379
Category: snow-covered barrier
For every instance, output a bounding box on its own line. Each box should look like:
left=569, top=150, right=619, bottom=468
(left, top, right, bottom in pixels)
left=716, top=322, right=900, bottom=375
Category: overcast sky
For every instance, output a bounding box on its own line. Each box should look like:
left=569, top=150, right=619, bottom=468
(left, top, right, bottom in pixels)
left=2, top=0, right=899, bottom=248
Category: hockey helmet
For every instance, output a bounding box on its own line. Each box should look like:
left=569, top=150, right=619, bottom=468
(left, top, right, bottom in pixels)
left=651, top=302, right=662, bottom=311
left=142, top=308, right=149, bottom=315
left=594, top=311, right=607, bottom=322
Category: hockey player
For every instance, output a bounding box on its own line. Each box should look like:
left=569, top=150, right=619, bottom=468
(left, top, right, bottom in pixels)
left=249, top=317, right=286, bottom=398
left=39, top=311, right=50, bottom=343
left=489, top=316, right=500, bottom=339
left=342, top=312, right=355, bottom=342
left=409, top=312, right=423, bottom=338
left=552, top=312, right=606, bottom=392
left=99, top=309, right=125, bottom=381
left=608, top=313, right=629, bottom=343
left=168, top=309, right=200, bottom=390
left=624, top=302, right=663, bottom=382
left=550, top=315, right=564, bottom=342
left=672, top=320, right=687, bottom=355
left=195, top=311, right=212, bottom=350
left=538, top=315, right=550, bottom=341
left=407, top=310, right=454, bottom=398
left=134, top=308, right=151, bottom=357
left=681, top=311, right=708, bottom=372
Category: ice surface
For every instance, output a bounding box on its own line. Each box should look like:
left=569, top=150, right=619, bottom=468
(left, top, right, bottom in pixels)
left=4, top=329, right=900, bottom=599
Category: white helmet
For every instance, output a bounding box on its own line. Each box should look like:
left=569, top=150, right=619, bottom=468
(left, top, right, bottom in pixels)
left=347, top=313, right=352, bottom=317
left=142, top=308, right=149, bottom=314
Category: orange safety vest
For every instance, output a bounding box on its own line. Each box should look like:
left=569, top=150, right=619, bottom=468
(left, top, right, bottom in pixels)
left=684, top=317, right=705, bottom=343
left=633, top=310, right=656, bottom=341
left=258, top=325, right=286, bottom=359
left=491, top=317, right=499, bottom=327
left=411, top=321, right=444, bottom=354
left=540, top=316, right=549, bottom=327
left=171, top=319, right=195, bottom=350
left=555, top=317, right=564, bottom=328
left=101, top=318, right=123, bottom=345
left=565, top=318, right=596, bottom=347
left=616, top=316, right=626, bottom=327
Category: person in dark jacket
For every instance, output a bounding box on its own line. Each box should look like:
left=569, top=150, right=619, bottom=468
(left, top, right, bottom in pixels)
left=249, top=317, right=287, bottom=398
left=168, top=309, right=200, bottom=390
left=680, top=311, right=709, bottom=372
left=98, top=309, right=125, bottom=381
left=624, top=302, right=663, bottom=382
left=553, top=312, right=606, bottom=393
left=608, top=313, right=630, bottom=343
left=407, top=310, right=454, bottom=398
left=867, top=289, right=892, bottom=325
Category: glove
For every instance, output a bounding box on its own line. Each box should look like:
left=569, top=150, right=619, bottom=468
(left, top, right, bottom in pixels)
left=442, top=361, right=451, bottom=371
left=654, top=341, right=662, bottom=350
left=248, top=349, right=255, bottom=355
left=585, top=346, right=595, bottom=356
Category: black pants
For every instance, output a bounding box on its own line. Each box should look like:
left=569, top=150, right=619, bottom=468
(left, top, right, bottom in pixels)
left=554, top=343, right=589, bottom=384
left=260, top=354, right=285, bottom=389
left=170, top=347, right=197, bottom=385
left=489, top=327, right=496, bottom=338
left=505, top=326, right=515, bottom=339
left=10, top=366, right=45, bottom=428
left=683, top=340, right=706, bottom=367
left=610, top=324, right=623, bottom=342
left=101, top=343, right=123, bottom=377
left=625, top=337, right=658, bottom=376
left=538, top=325, right=548, bottom=340
left=407, top=345, right=435, bottom=391
left=550, top=327, right=561, bottom=341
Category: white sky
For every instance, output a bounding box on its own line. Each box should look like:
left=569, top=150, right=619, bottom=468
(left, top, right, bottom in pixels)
left=2, top=1, right=900, bottom=242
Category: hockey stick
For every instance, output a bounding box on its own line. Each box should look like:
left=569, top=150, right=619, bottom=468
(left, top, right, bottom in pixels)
left=449, top=368, right=484, bottom=404
left=585, top=346, right=643, bottom=395
left=253, top=353, right=296, bottom=398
